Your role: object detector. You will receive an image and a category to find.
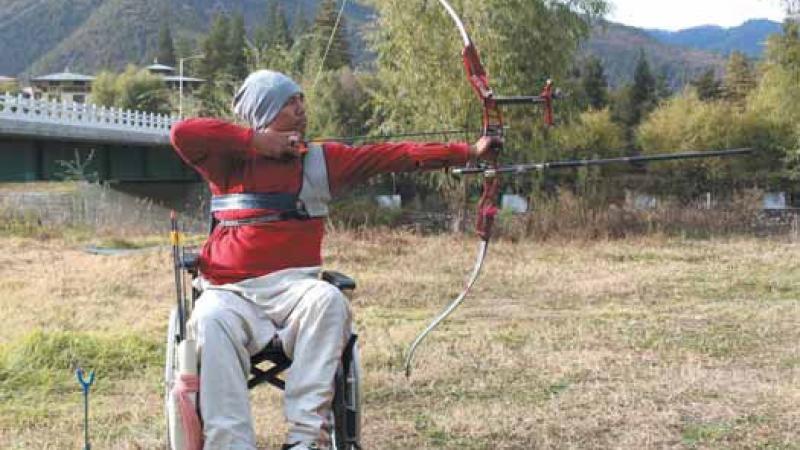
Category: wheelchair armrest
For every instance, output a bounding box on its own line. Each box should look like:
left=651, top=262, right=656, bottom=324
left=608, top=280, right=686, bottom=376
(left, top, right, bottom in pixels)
left=322, top=270, right=356, bottom=291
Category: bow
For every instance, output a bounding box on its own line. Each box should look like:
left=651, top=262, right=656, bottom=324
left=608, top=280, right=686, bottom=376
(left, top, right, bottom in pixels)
left=404, top=0, right=554, bottom=377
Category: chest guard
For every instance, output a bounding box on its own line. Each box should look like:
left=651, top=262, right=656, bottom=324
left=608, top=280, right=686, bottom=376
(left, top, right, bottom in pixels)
left=210, top=144, right=331, bottom=226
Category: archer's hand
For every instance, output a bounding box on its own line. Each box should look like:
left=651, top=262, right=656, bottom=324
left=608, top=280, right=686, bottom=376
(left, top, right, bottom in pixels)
left=252, top=130, right=305, bottom=160
left=471, top=136, right=502, bottom=161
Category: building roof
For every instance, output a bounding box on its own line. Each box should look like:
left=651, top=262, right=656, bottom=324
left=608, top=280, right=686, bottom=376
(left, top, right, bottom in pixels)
left=0, top=76, right=16, bottom=82
left=146, top=62, right=176, bottom=74
left=163, top=75, right=205, bottom=83
left=32, top=70, right=95, bottom=82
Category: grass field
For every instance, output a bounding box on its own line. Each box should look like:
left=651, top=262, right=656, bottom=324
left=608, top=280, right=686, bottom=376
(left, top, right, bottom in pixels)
left=0, top=228, right=798, bottom=449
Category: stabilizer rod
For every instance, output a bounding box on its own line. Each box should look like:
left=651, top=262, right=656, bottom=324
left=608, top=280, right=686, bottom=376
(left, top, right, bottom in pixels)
left=452, top=148, right=753, bottom=176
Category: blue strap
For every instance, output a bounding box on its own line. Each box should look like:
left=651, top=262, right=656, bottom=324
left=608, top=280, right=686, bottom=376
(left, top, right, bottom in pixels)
left=211, top=193, right=299, bottom=213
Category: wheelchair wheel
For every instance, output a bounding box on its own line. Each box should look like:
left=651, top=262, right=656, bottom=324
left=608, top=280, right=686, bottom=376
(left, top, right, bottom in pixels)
left=164, top=307, right=180, bottom=448
left=331, top=340, right=362, bottom=450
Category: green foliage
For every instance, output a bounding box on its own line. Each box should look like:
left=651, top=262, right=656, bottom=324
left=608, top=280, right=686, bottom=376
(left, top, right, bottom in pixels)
left=638, top=91, right=752, bottom=152
left=0, top=80, right=20, bottom=94
left=254, top=0, right=294, bottom=51
left=91, top=71, right=118, bottom=107
left=311, top=0, right=352, bottom=73
left=749, top=21, right=800, bottom=183
left=306, top=68, right=372, bottom=139
left=552, top=108, right=626, bottom=197
left=628, top=49, right=657, bottom=125
left=55, top=149, right=99, bottom=182
left=554, top=108, right=625, bottom=157
left=724, top=51, right=756, bottom=107
left=227, top=15, right=249, bottom=81
left=90, top=65, right=170, bottom=114
left=581, top=56, right=609, bottom=110
left=157, top=21, right=177, bottom=67
left=637, top=90, right=776, bottom=193
left=198, top=14, right=240, bottom=116
left=690, top=68, right=722, bottom=101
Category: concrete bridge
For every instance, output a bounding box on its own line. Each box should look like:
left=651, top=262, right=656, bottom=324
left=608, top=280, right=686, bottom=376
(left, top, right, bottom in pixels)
left=0, top=93, right=196, bottom=182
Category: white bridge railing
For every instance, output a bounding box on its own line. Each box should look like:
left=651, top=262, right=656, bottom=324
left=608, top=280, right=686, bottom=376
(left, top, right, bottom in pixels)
left=0, top=92, right=178, bottom=136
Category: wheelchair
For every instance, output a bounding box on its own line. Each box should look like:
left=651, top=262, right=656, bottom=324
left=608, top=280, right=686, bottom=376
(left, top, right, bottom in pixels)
left=164, top=225, right=362, bottom=450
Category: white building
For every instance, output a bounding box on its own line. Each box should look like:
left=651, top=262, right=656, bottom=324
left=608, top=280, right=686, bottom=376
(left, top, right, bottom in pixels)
left=30, top=70, right=95, bottom=103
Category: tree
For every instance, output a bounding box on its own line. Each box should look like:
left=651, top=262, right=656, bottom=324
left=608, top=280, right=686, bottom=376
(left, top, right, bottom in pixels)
left=198, top=14, right=235, bottom=116
left=581, top=56, right=608, bottom=109
left=90, top=66, right=170, bottom=114
left=637, top=89, right=772, bottom=195
left=609, top=52, right=658, bottom=136
left=631, top=50, right=656, bottom=118
left=655, top=69, right=671, bottom=100
left=198, top=14, right=231, bottom=86
left=311, top=0, right=351, bottom=72
left=256, top=0, right=293, bottom=50
left=553, top=108, right=626, bottom=197
left=690, top=68, right=722, bottom=101
left=174, top=36, right=195, bottom=61
left=115, top=65, right=170, bottom=114
left=0, top=79, right=19, bottom=94
left=227, top=14, right=249, bottom=81
left=723, top=51, right=755, bottom=107
left=91, top=71, right=118, bottom=107
left=157, top=22, right=177, bottom=67
left=306, top=67, right=372, bottom=139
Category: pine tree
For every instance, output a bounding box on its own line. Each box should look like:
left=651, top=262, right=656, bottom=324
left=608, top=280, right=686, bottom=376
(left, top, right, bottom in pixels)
left=691, top=68, right=722, bottom=101
left=227, top=14, right=249, bottom=81
left=198, top=14, right=233, bottom=115
left=254, top=1, right=294, bottom=53
left=157, top=22, right=176, bottom=67
left=629, top=50, right=657, bottom=126
left=270, top=0, right=293, bottom=48
left=655, top=70, right=671, bottom=101
left=312, top=0, right=351, bottom=71
left=581, top=56, right=608, bottom=110
left=292, top=2, right=310, bottom=38
left=199, top=14, right=231, bottom=84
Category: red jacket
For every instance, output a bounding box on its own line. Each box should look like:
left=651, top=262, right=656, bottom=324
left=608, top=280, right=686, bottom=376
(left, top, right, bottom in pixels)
left=171, top=118, right=470, bottom=284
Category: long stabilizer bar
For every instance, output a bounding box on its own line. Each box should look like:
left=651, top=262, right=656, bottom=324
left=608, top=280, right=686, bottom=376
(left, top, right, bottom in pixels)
left=452, top=148, right=753, bottom=176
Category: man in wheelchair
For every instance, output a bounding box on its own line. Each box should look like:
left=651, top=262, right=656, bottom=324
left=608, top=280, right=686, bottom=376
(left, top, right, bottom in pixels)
left=169, top=69, right=496, bottom=450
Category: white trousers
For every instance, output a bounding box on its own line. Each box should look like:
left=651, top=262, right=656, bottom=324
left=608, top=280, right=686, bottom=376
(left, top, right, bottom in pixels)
left=188, top=267, right=352, bottom=450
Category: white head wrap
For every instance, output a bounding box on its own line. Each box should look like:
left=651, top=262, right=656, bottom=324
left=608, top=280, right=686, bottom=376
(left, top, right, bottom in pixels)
left=233, top=70, right=302, bottom=129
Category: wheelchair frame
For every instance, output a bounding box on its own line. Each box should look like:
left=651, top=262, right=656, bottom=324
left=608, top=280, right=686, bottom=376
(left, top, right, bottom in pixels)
left=165, top=232, right=362, bottom=450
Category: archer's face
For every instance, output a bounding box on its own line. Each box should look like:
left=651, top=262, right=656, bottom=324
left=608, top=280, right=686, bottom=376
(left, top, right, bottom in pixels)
left=267, top=94, right=307, bottom=135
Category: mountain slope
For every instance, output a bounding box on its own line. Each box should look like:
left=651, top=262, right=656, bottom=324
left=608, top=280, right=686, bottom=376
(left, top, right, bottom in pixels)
left=584, top=21, right=728, bottom=89
left=0, top=0, right=105, bottom=76
left=645, top=19, right=781, bottom=57
left=8, top=0, right=374, bottom=77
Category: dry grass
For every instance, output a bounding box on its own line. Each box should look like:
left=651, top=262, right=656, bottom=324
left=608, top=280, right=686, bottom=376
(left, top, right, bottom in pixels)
left=1, top=228, right=799, bottom=449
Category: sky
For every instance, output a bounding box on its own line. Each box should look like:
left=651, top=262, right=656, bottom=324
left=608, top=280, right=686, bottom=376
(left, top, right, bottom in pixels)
left=608, top=0, right=787, bottom=30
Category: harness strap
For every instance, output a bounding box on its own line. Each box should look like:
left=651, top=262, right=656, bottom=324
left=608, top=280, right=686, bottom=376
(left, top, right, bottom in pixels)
left=211, top=193, right=299, bottom=213
left=218, top=212, right=307, bottom=227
